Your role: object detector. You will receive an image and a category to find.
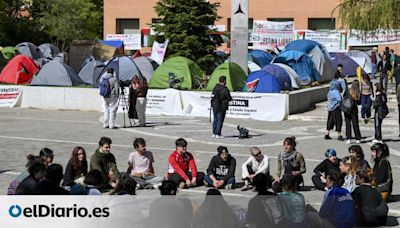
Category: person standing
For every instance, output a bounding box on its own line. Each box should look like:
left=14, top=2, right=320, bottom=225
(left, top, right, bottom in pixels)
left=132, top=75, right=148, bottom=127
left=204, top=146, right=236, bottom=189
left=378, top=54, right=392, bottom=94
left=373, top=83, right=389, bottom=143
left=100, top=68, right=120, bottom=129
left=128, top=77, right=138, bottom=126
left=211, top=76, right=232, bottom=138
left=345, top=80, right=362, bottom=144
left=360, top=74, right=374, bottom=124
left=370, top=47, right=378, bottom=79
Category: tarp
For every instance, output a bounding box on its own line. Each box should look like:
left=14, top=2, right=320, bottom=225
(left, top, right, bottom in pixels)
left=284, top=39, right=334, bottom=82
left=348, top=50, right=372, bottom=74
left=248, top=49, right=273, bottom=67
left=273, top=50, right=320, bottom=86
left=31, top=60, right=85, bottom=86
left=206, top=62, right=247, bottom=91
left=93, top=41, right=119, bottom=61
left=78, top=56, right=105, bottom=85
left=96, top=56, right=142, bottom=87
left=132, top=56, right=159, bottom=82
left=98, top=40, right=124, bottom=49
left=15, top=42, right=44, bottom=59
left=262, top=64, right=292, bottom=90
left=272, top=63, right=300, bottom=89
left=149, top=56, right=204, bottom=90
left=0, top=54, right=39, bottom=84
left=243, top=70, right=282, bottom=93
left=38, top=43, right=60, bottom=59
left=330, top=52, right=366, bottom=76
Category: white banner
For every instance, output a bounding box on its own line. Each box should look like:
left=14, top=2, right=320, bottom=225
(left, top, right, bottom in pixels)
left=296, top=30, right=347, bottom=52
left=146, top=88, right=183, bottom=115
left=106, top=34, right=141, bottom=50
left=250, top=21, right=294, bottom=49
left=150, top=40, right=169, bottom=65
left=0, top=86, right=22, bottom=107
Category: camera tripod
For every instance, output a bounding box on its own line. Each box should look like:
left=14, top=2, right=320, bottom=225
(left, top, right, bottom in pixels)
left=118, top=87, right=133, bottom=128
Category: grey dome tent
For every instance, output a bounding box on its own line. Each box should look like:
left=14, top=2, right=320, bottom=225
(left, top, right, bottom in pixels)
left=38, top=43, right=60, bottom=59
left=78, top=56, right=105, bottom=85
left=15, top=42, right=44, bottom=59
left=132, top=56, right=159, bottom=82
left=31, top=60, right=85, bottom=86
left=95, top=56, right=142, bottom=87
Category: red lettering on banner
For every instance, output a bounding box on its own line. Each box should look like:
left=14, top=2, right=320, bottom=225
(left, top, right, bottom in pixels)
left=0, top=93, right=19, bottom=99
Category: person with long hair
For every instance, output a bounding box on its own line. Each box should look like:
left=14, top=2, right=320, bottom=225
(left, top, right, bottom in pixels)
left=348, top=145, right=370, bottom=173
left=62, top=146, right=88, bottom=187
left=373, top=83, right=389, bottom=143
left=339, top=156, right=358, bottom=193
left=360, top=74, right=374, bottom=124
left=345, top=80, right=362, bottom=144
left=371, top=143, right=392, bottom=202
left=128, top=76, right=138, bottom=126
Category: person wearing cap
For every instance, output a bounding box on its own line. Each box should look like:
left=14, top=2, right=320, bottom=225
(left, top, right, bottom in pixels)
left=204, top=146, right=236, bottom=189
left=241, top=147, right=269, bottom=191
left=312, top=148, right=341, bottom=191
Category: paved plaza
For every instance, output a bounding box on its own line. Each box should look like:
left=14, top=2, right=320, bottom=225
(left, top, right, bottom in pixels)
left=0, top=107, right=400, bottom=225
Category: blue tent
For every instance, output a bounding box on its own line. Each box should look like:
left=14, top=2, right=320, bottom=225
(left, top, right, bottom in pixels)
left=248, top=50, right=273, bottom=67
left=262, top=64, right=292, bottom=90
left=330, top=52, right=366, bottom=76
left=243, top=70, right=281, bottom=93
left=273, top=50, right=320, bottom=86
left=285, top=39, right=319, bottom=53
left=98, top=40, right=124, bottom=49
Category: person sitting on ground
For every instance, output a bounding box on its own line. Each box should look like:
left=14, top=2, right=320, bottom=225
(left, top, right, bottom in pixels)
left=247, top=174, right=284, bottom=228
left=204, top=146, right=236, bottom=189
left=241, top=146, right=269, bottom=191
left=348, top=145, right=370, bottom=173
left=34, top=163, right=68, bottom=195
left=340, top=156, right=358, bottom=193
left=110, top=172, right=137, bottom=195
left=319, top=173, right=355, bottom=228
left=312, top=148, right=341, bottom=191
left=167, top=138, right=205, bottom=189
left=192, top=189, right=241, bottom=228
left=278, top=174, right=306, bottom=226
left=128, top=138, right=164, bottom=189
left=371, top=143, right=392, bottom=202
left=15, top=160, right=47, bottom=195
left=70, top=169, right=103, bottom=195
left=272, top=137, right=306, bottom=193
left=62, top=146, right=88, bottom=187
left=8, top=154, right=42, bottom=195
left=90, top=136, right=120, bottom=190
left=352, top=171, right=388, bottom=227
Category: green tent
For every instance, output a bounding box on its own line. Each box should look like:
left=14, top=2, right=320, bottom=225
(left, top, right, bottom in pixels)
left=1, top=46, right=19, bottom=60
left=149, top=56, right=204, bottom=90
left=206, top=62, right=247, bottom=91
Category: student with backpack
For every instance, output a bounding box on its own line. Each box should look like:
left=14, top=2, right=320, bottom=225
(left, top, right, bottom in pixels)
left=211, top=76, right=232, bottom=139
left=100, top=68, right=120, bottom=129
left=344, top=80, right=361, bottom=144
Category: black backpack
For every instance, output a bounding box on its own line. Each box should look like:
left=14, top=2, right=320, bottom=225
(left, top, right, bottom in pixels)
left=341, top=91, right=354, bottom=115
left=237, top=125, right=249, bottom=139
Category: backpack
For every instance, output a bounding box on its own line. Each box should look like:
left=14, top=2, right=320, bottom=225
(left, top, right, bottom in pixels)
left=237, top=125, right=249, bottom=139
left=99, top=77, right=112, bottom=97
left=341, top=92, right=353, bottom=115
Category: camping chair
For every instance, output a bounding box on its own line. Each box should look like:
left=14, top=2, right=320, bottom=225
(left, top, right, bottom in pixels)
left=195, top=74, right=207, bottom=90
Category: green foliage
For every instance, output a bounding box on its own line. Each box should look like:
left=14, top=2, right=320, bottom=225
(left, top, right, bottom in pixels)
left=153, top=0, right=223, bottom=74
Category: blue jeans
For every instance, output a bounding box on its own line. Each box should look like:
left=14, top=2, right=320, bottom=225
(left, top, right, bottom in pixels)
left=371, top=63, right=377, bottom=78
left=204, top=175, right=235, bottom=188
left=212, top=109, right=226, bottom=135
left=360, top=94, right=372, bottom=119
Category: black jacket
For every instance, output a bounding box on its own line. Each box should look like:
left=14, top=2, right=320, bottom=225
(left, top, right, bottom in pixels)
left=15, top=175, right=40, bottom=195
left=352, top=185, right=387, bottom=226
left=374, top=93, right=389, bottom=119
left=34, top=180, right=69, bottom=195
left=211, top=84, right=232, bottom=111
left=62, top=160, right=88, bottom=186
left=373, top=157, right=392, bottom=194
left=313, top=159, right=341, bottom=177
left=207, top=154, right=236, bottom=182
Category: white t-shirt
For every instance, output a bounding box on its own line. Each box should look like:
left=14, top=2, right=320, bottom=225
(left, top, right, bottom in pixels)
left=128, top=151, right=154, bottom=174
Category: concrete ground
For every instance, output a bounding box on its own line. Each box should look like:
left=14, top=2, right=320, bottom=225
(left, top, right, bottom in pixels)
left=0, top=107, right=399, bottom=226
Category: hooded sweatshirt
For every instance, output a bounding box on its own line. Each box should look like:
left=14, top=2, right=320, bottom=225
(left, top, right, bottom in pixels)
left=207, top=153, right=236, bottom=182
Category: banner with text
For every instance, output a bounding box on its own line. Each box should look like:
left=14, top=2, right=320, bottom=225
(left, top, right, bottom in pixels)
left=150, top=40, right=169, bottom=65
left=106, top=34, right=141, bottom=50
left=296, top=30, right=347, bottom=52
left=0, top=86, right=22, bottom=107
left=146, top=89, right=183, bottom=115
left=250, top=21, right=294, bottom=50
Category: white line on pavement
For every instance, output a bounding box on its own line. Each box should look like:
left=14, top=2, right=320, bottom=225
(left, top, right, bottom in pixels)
left=0, top=116, right=99, bottom=124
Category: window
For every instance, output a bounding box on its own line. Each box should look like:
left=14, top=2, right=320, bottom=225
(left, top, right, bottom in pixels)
left=116, top=19, right=139, bottom=34
left=267, top=18, right=294, bottom=22
left=308, top=18, right=335, bottom=30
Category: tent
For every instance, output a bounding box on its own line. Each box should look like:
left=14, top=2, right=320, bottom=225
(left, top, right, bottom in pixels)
left=78, top=56, right=105, bottom=85
left=206, top=62, right=247, bottom=91
left=262, top=64, right=292, bottom=90
left=132, top=56, right=159, bottom=82
left=30, top=60, right=85, bottom=86
left=248, top=60, right=261, bottom=72
left=243, top=70, right=281, bottom=93
left=15, top=42, right=44, bottom=59
left=0, top=54, right=39, bottom=84
left=272, top=63, right=300, bottom=89
left=96, top=56, right=142, bottom=87
left=273, top=50, right=320, bottom=86
left=248, top=49, right=273, bottom=68
left=1, top=46, right=20, bottom=60
left=330, top=52, right=366, bottom=76
left=149, top=56, right=204, bottom=90
left=348, top=50, right=372, bottom=74
left=284, top=39, right=334, bottom=82
left=38, top=43, right=60, bottom=59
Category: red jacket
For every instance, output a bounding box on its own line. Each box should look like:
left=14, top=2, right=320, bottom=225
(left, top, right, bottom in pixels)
left=168, top=150, right=198, bottom=181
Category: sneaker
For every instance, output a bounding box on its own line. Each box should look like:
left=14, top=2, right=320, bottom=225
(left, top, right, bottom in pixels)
left=103, top=126, right=109, bottom=129
left=356, top=140, right=361, bottom=144
left=110, top=126, right=118, bottom=129
left=338, top=136, right=344, bottom=141
left=372, top=139, right=380, bottom=143
left=203, top=180, right=209, bottom=187
left=216, top=135, right=224, bottom=139
left=212, top=134, right=216, bottom=138
left=324, top=135, right=332, bottom=140
left=346, top=139, right=351, bottom=144
left=225, top=184, right=233, bottom=190
left=152, top=183, right=162, bottom=189
left=241, top=184, right=250, bottom=191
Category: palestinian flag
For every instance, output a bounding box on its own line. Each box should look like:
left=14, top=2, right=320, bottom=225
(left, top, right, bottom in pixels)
left=244, top=78, right=259, bottom=92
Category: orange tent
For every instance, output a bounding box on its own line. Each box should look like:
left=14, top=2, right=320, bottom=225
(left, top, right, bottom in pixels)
left=0, top=54, right=39, bottom=84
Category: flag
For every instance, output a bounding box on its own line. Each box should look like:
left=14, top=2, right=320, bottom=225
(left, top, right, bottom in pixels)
left=244, top=78, right=259, bottom=92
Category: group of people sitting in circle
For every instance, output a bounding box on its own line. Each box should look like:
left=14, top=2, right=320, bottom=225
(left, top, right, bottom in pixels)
left=7, top=135, right=393, bottom=227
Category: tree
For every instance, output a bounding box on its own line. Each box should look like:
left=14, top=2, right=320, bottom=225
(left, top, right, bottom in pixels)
left=336, top=0, right=400, bottom=32
left=153, top=0, right=223, bottom=74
